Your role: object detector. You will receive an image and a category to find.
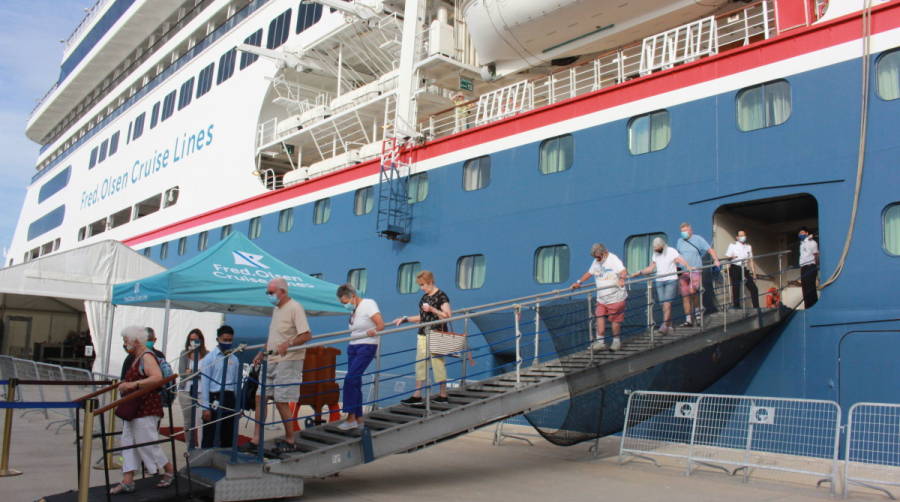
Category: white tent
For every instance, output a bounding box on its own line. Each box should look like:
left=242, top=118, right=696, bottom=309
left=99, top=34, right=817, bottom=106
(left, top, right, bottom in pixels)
left=0, top=240, right=221, bottom=375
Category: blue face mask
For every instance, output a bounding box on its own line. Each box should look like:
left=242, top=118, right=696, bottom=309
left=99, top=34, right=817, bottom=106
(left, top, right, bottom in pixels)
left=738, top=236, right=747, bottom=243
left=145, top=340, right=155, bottom=349
left=342, top=302, right=354, bottom=311
left=680, top=231, right=690, bottom=240
left=218, top=342, right=233, bottom=351
left=798, top=233, right=806, bottom=240
left=266, top=292, right=279, bottom=305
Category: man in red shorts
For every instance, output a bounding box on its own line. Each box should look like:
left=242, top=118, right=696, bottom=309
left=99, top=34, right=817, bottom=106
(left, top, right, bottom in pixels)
left=572, top=243, right=628, bottom=351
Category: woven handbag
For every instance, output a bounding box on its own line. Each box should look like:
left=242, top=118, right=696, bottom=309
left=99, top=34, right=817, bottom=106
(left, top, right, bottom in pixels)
left=426, top=328, right=466, bottom=357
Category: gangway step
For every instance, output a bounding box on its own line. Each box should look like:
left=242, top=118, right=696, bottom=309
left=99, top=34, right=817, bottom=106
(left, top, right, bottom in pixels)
left=370, top=410, right=420, bottom=423
left=301, top=429, right=354, bottom=445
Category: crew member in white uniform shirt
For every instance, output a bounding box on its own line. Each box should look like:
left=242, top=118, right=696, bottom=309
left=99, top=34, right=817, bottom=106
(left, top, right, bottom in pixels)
left=798, top=227, right=819, bottom=309
left=572, top=243, right=628, bottom=352
left=198, top=325, right=241, bottom=448
left=724, top=230, right=759, bottom=309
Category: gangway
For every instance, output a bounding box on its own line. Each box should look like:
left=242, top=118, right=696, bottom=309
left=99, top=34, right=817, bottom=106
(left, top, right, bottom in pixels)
left=185, top=252, right=796, bottom=501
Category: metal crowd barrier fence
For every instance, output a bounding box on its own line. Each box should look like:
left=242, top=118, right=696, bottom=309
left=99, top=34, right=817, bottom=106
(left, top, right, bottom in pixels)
left=619, top=390, right=842, bottom=493
left=843, top=402, right=900, bottom=499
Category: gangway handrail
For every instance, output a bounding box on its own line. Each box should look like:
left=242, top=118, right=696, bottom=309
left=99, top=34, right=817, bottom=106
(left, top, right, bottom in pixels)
left=247, top=249, right=792, bottom=353
left=93, top=374, right=177, bottom=416
left=9, top=379, right=113, bottom=387
left=73, top=382, right=118, bottom=403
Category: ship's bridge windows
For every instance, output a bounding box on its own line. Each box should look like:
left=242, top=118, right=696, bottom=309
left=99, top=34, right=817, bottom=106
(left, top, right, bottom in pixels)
left=736, top=80, right=791, bottom=132
left=98, top=138, right=109, bottom=164
left=534, top=244, right=570, bottom=284
left=297, top=3, right=323, bottom=34
left=88, top=217, right=107, bottom=238
left=177, top=237, right=187, bottom=256
left=628, top=111, right=670, bottom=155
left=267, top=9, right=292, bottom=49
left=108, top=207, right=131, bottom=229
left=397, top=262, right=423, bottom=294
left=108, top=132, right=120, bottom=157
left=27, top=205, right=66, bottom=241
left=221, top=224, right=233, bottom=240
left=354, top=187, right=374, bottom=215
left=249, top=217, right=262, bottom=239
left=164, top=187, right=180, bottom=208
left=160, top=242, right=169, bottom=260
left=539, top=135, right=574, bottom=175
left=624, top=232, right=668, bottom=273
left=161, top=91, right=177, bottom=121
left=217, top=48, right=237, bottom=84
left=278, top=208, right=295, bottom=232
left=197, top=63, right=214, bottom=98
left=313, top=198, right=332, bottom=224
left=38, top=166, right=71, bottom=203
left=133, top=193, right=162, bottom=219
left=407, top=173, right=429, bottom=203
left=198, top=231, right=209, bottom=251
left=347, top=268, right=368, bottom=295
left=876, top=49, right=900, bottom=101
left=883, top=203, right=900, bottom=255
left=89, top=146, right=98, bottom=169
left=178, top=78, right=195, bottom=110
left=133, top=112, right=146, bottom=140
left=457, top=254, right=486, bottom=290
left=150, top=102, right=161, bottom=129
left=240, top=29, right=263, bottom=69
left=463, top=156, right=491, bottom=191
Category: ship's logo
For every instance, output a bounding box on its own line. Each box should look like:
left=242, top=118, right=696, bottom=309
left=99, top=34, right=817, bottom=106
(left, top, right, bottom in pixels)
left=749, top=406, right=775, bottom=425
left=233, top=250, right=269, bottom=269
left=675, top=402, right=695, bottom=419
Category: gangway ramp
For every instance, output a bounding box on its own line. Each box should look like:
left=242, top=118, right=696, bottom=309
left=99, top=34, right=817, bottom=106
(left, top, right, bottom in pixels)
left=189, top=306, right=792, bottom=501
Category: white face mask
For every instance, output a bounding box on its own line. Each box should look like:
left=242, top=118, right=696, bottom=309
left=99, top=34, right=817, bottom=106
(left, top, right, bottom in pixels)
left=189, top=340, right=201, bottom=349
left=738, top=236, right=747, bottom=243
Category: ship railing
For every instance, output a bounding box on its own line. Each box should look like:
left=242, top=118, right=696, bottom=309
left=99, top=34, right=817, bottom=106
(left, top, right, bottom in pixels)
left=421, top=0, right=776, bottom=141
left=62, top=0, right=115, bottom=54
left=177, top=249, right=797, bottom=465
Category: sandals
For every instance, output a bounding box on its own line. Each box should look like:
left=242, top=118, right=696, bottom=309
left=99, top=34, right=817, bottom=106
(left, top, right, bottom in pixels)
left=271, top=439, right=301, bottom=455
left=110, top=482, right=135, bottom=495
left=157, top=472, right=175, bottom=488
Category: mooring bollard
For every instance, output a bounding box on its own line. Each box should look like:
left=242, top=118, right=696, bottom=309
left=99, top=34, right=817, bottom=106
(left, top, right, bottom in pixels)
left=0, top=378, right=22, bottom=477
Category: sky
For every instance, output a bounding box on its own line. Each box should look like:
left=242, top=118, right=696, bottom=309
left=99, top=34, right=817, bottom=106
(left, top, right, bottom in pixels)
left=0, top=1, right=88, bottom=265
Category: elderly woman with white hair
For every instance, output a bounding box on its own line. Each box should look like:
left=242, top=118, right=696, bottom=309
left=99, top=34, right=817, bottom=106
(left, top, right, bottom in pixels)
left=630, top=237, right=692, bottom=335
left=110, top=325, right=175, bottom=495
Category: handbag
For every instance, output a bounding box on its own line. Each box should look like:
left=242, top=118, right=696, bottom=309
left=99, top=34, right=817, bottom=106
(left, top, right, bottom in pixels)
left=426, top=327, right=467, bottom=357
left=115, top=394, right=142, bottom=421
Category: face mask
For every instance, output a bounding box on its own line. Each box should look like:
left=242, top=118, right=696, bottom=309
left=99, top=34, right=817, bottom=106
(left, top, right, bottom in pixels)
left=342, top=302, right=354, bottom=311
left=145, top=340, right=155, bottom=349
left=266, top=292, right=279, bottom=305
left=798, top=233, right=806, bottom=240
left=218, top=342, right=233, bottom=351
left=680, top=231, right=690, bottom=240
left=122, top=344, right=130, bottom=352
left=738, top=236, right=746, bottom=243
left=654, top=247, right=664, bottom=254
left=189, top=340, right=201, bottom=350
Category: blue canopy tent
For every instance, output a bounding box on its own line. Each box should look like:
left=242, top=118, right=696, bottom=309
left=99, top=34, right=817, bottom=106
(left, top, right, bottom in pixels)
left=112, top=232, right=345, bottom=351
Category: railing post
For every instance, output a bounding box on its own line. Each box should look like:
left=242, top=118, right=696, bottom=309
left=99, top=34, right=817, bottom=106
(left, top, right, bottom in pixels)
left=587, top=293, right=594, bottom=363
left=77, top=398, right=97, bottom=502
left=533, top=303, right=541, bottom=366
left=230, top=362, right=244, bottom=464
left=698, top=275, right=705, bottom=331
left=0, top=378, right=21, bottom=477
left=188, top=348, right=200, bottom=450
left=257, top=359, right=268, bottom=464
left=514, top=305, right=522, bottom=387
left=94, top=384, right=120, bottom=470
left=461, top=317, right=469, bottom=385
left=778, top=253, right=784, bottom=294
left=646, top=282, right=655, bottom=346
left=424, top=330, right=432, bottom=416
left=762, top=0, right=771, bottom=39
left=372, top=343, right=382, bottom=410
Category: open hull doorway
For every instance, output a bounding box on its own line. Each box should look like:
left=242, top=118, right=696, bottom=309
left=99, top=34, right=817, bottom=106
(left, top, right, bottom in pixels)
left=713, top=194, right=819, bottom=310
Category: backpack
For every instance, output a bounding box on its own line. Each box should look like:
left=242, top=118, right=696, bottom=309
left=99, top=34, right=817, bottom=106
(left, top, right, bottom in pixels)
left=139, top=352, right=176, bottom=407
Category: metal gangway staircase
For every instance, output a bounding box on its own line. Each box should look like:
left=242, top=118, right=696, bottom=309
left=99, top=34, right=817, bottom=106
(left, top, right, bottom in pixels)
left=187, top=252, right=795, bottom=501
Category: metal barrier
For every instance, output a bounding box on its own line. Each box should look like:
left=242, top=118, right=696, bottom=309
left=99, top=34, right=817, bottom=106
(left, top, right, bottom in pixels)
left=844, top=402, right=900, bottom=499
left=620, top=390, right=842, bottom=492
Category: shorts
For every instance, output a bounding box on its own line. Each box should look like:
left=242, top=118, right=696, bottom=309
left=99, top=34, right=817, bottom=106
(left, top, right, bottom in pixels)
left=655, top=280, right=678, bottom=303
left=679, top=271, right=702, bottom=296
left=266, top=359, right=303, bottom=403
left=595, top=301, right=626, bottom=324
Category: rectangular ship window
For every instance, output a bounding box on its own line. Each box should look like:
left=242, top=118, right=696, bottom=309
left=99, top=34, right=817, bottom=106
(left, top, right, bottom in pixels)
left=132, top=112, right=146, bottom=140
left=161, top=91, right=176, bottom=121
left=539, top=135, right=574, bottom=174
left=197, top=63, right=214, bottom=98
left=353, top=187, right=374, bottom=215
left=463, top=156, right=491, bottom=191
left=347, top=268, right=368, bottom=295
left=133, top=193, right=162, bottom=219
left=217, top=48, right=236, bottom=84
left=736, top=80, right=791, bottom=131
left=267, top=9, right=292, bottom=49
left=313, top=198, right=331, bottom=224
left=240, top=30, right=263, bottom=69
left=150, top=102, right=160, bottom=128
left=297, top=3, right=323, bottom=34
left=457, top=254, right=486, bottom=289
left=178, top=78, right=194, bottom=110
left=534, top=244, right=570, bottom=284
left=397, top=262, right=422, bottom=294
left=109, top=131, right=120, bottom=156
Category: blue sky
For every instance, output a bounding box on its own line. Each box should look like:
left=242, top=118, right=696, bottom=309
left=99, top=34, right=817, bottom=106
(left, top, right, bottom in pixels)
left=0, top=1, right=87, bottom=264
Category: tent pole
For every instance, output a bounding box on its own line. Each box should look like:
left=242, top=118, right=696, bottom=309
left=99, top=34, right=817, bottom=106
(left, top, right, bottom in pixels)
left=102, top=304, right=116, bottom=376
left=161, top=300, right=171, bottom=355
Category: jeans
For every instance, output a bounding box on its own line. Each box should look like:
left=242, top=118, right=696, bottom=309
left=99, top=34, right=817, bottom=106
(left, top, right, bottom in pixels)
left=343, top=344, right=377, bottom=417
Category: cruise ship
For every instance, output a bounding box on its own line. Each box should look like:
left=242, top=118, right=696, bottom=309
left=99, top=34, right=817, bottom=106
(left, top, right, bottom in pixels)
left=5, top=0, right=900, bottom=433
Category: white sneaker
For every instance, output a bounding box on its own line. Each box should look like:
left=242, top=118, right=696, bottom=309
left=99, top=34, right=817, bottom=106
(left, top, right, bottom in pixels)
left=590, top=339, right=608, bottom=352
left=337, top=421, right=359, bottom=431
left=610, top=337, right=622, bottom=352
